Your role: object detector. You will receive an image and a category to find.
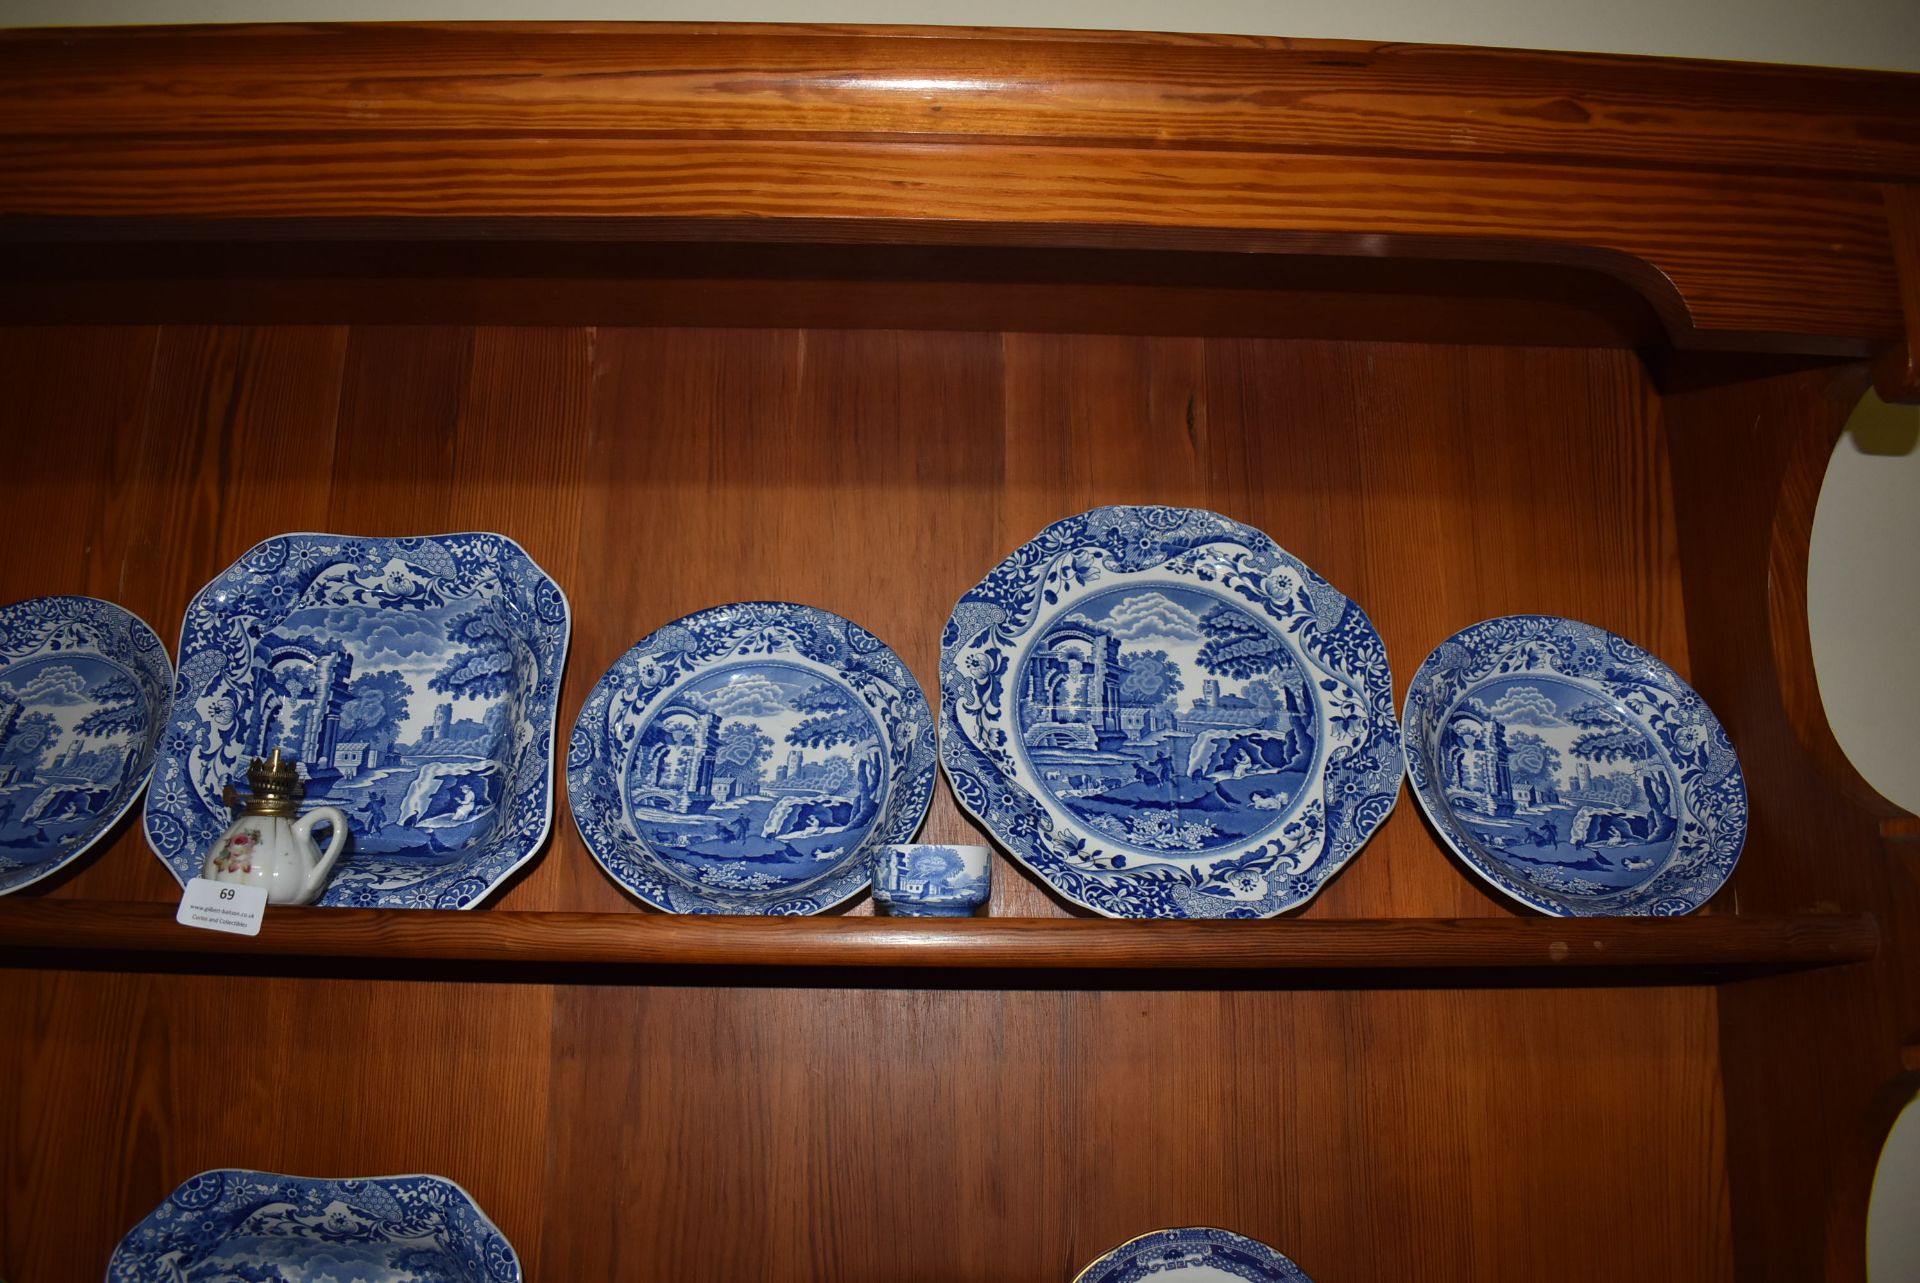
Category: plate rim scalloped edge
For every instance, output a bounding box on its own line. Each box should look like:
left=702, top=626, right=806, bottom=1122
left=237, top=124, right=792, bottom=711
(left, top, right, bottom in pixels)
left=939, top=503, right=1402, bottom=920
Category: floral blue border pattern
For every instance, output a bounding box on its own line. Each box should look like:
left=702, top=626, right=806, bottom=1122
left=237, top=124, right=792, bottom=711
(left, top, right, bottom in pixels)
left=941, top=505, right=1400, bottom=918
left=0, top=595, right=172, bottom=895
left=1075, top=1227, right=1316, bottom=1283
left=569, top=601, right=936, bottom=914
left=106, top=1169, right=521, bottom=1283
left=1401, top=614, right=1746, bottom=916
left=143, top=533, right=570, bottom=909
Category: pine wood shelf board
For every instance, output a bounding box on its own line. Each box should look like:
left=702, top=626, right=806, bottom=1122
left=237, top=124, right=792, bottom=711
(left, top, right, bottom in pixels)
left=0, top=900, right=1875, bottom=980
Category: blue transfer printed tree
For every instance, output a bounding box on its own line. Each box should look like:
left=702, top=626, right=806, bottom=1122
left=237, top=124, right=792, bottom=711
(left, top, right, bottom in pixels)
left=714, top=720, right=774, bottom=792
left=0, top=711, right=57, bottom=777
left=1506, top=730, right=1563, bottom=792
left=339, top=670, right=414, bottom=758
left=787, top=682, right=870, bottom=749
left=73, top=673, right=144, bottom=738
left=429, top=606, right=517, bottom=699
left=1567, top=700, right=1654, bottom=765
left=1195, top=604, right=1282, bottom=679
left=1118, top=649, right=1184, bottom=710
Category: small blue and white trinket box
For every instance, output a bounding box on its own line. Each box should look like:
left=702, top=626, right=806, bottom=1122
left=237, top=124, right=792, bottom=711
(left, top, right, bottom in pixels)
left=871, top=843, right=991, bottom=917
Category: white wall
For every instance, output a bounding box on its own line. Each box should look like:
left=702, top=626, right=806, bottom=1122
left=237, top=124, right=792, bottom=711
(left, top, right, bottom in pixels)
left=1812, top=393, right=1920, bottom=816
left=3, top=0, right=1916, bottom=1272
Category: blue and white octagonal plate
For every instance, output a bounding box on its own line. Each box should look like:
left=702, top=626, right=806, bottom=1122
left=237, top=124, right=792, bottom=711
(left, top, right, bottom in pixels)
left=1074, top=1227, right=1316, bottom=1283
left=144, top=533, right=571, bottom=909
left=570, top=601, right=936, bottom=914
left=108, top=1169, right=521, bottom=1283
left=0, top=595, right=172, bottom=895
left=942, top=506, right=1400, bottom=918
left=1402, top=614, right=1746, bottom=916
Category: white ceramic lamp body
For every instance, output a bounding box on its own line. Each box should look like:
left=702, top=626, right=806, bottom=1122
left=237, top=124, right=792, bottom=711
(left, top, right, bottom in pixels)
left=203, top=808, right=349, bottom=906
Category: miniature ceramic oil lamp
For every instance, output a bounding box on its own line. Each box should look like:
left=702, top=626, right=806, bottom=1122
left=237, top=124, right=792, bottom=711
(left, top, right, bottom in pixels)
left=203, top=748, right=349, bottom=906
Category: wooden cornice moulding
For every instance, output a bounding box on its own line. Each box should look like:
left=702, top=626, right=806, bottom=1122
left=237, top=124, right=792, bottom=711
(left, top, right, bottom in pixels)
left=3, top=23, right=1917, bottom=183
left=1, top=23, right=1915, bottom=353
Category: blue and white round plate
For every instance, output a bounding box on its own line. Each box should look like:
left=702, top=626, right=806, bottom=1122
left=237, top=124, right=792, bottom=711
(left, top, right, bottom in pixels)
left=144, top=532, right=571, bottom=909
left=108, top=1169, right=521, bottom=1283
left=1402, top=614, right=1746, bottom=916
left=941, top=506, right=1400, bottom=919
left=1074, top=1227, right=1316, bottom=1283
left=570, top=601, right=936, bottom=914
left=0, top=595, right=171, bottom=895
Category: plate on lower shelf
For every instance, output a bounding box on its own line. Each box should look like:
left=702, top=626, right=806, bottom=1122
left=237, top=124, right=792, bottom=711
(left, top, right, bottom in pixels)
left=144, top=532, right=571, bottom=909
left=0, top=595, right=172, bottom=895
left=107, top=1169, right=521, bottom=1283
left=941, top=505, right=1400, bottom=918
left=1401, top=614, right=1746, bottom=916
left=1074, top=1227, right=1316, bottom=1282
left=569, top=601, right=936, bottom=914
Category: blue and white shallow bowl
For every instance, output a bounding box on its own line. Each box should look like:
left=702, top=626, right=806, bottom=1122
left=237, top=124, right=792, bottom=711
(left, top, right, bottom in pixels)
left=1402, top=614, right=1746, bottom=916
left=107, top=1170, right=521, bottom=1283
left=1074, top=1228, right=1316, bottom=1283
left=570, top=601, right=936, bottom=914
left=0, top=595, right=172, bottom=895
left=144, top=533, right=571, bottom=909
left=941, top=505, right=1400, bottom=919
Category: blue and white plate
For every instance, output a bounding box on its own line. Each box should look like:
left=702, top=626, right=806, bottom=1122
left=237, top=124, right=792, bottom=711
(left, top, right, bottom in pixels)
left=144, top=533, right=571, bottom=909
left=942, top=506, right=1400, bottom=918
left=1075, top=1227, right=1316, bottom=1283
left=1402, top=614, right=1746, bottom=916
left=570, top=601, right=936, bottom=914
left=107, top=1169, right=521, bottom=1283
left=0, top=595, right=172, bottom=895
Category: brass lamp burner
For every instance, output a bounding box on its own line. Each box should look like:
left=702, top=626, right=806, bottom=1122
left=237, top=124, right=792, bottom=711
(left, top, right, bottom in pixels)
left=221, top=747, right=306, bottom=817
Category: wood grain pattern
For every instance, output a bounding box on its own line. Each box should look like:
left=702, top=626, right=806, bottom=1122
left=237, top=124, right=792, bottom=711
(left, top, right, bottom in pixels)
left=0, top=900, right=1875, bottom=974
left=0, top=25, right=1913, bottom=1281
left=1872, top=185, right=1920, bottom=402
left=1204, top=341, right=1688, bottom=919
left=1665, top=358, right=1916, bottom=1281
left=0, top=241, right=1673, bottom=352
left=532, top=983, right=1728, bottom=1282
left=0, top=328, right=1698, bottom=925
left=0, top=135, right=1897, bottom=352
left=2, top=24, right=1914, bottom=184
left=0, top=970, right=555, bottom=1281
left=0, top=322, right=1744, bottom=1279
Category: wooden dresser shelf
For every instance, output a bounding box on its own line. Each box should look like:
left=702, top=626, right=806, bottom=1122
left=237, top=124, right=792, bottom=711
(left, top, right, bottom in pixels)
left=3, top=23, right=1916, bottom=1280
left=0, top=899, right=1875, bottom=981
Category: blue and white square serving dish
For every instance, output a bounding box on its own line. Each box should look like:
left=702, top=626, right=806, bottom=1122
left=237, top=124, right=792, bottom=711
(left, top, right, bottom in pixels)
left=144, top=533, right=570, bottom=909
left=107, top=1169, right=521, bottom=1283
